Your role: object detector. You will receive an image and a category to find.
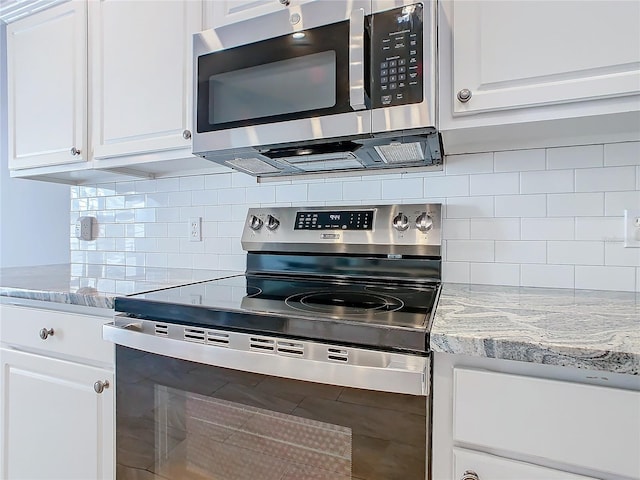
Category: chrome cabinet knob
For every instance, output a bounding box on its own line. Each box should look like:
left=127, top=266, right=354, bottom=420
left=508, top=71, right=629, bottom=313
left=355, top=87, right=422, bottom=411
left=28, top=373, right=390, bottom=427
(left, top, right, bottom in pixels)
left=39, top=328, right=54, bottom=340
left=70, top=147, right=81, bottom=156
left=457, top=89, right=472, bottom=103
left=461, top=470, right=479, bottom=480
left=266, top=215, right=280, bottom=231
left=415, top=212, right=433, bottom=233
left=182, top=129, right=192, bottom=140
left=94, top=380, right=110, bottom=394
left=392, top=213, right=409, bottom=231
left=249, top=215, right=263, bottom=231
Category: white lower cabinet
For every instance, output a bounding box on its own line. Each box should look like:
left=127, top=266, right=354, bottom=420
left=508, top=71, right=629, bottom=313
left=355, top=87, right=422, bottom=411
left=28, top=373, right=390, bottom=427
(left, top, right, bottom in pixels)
left=0, top=304, right=114, bottom=480
left=431, top=352, right=640, bottom=480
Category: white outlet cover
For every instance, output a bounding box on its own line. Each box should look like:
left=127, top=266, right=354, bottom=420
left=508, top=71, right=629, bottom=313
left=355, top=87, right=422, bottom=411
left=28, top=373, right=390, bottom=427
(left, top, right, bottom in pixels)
left=189, top=217, right=202, bottom=242
left=76, top=216, right=96, bottom=241
left=624, top=210, right=640, bottom=248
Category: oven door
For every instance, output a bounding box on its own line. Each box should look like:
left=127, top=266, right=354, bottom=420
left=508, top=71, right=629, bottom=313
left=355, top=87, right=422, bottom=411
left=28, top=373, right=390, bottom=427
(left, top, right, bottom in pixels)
left=193, top=1, right=371, bottom=154
left=105, top=323, right=430, bottom=480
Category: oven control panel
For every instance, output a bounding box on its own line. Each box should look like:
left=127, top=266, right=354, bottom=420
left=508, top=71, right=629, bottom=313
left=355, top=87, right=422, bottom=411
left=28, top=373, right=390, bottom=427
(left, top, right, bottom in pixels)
left=242, top=204, right=442, bottom=256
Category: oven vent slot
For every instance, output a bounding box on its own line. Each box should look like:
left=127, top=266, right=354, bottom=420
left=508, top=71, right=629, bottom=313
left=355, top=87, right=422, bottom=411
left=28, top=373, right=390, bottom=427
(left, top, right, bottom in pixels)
left=327, top=347, right=349, bottom=363
left=250, top=337, right=276, bottom=352
left=184, top=328, right=206, bottom=343
left=277, top=341, right=304, bottom=356
left=206, top=331, right=230, bottom=347
left=154, top=323, right=169, bottom=336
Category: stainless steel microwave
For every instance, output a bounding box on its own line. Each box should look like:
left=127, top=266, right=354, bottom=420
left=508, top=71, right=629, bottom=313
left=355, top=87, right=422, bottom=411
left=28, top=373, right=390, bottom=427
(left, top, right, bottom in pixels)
left=192, top=1, right=442, bottom=178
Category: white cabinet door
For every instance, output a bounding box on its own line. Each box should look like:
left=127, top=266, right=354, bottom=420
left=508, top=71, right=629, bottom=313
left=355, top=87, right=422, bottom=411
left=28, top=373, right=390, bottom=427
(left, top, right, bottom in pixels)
left=0, top=348, right=114, bottom=480
left=204, top=0, right=317, bottom=29
left=6, top=1, right=87, bottom=170
left=90, top=0, right=201, bottom=161
left=450, top=0, right=640, bottom=115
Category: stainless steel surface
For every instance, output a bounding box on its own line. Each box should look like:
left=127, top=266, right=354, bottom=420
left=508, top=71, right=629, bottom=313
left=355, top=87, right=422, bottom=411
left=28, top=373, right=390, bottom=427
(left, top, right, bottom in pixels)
left=265, top=214, right=280, bottom=231
left=416, top=211, right=433, bottom=232
left=182, top=129, right=191, bottom=140
left=392, top=212, right=410, bottom=231
left=39, top=327, right=54, bottom=340
left=241, top=204, right=442, bottom=255
left=93, top=380, right=109, bottom=394
left=349, top=7, right=366, bottom=111
left=248, top=215, right=263, bottom=231
left=457, top=88, right=472, bottom=103
left=70, top=147, right=81, bottom=156
left=461, top=471, right=480, bottom=480
left=104, top=321, right=429, bottom=395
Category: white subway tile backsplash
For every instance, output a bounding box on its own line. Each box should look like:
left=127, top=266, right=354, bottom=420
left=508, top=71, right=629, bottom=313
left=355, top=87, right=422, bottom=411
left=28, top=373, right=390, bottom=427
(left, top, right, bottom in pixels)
left=575, top=217, right=625, bottom=242
left=167, top=253, right=195, bottom=269
left=575, top=166, right=636, bottom=192
left=547, top=145, right=603, bottom=170
left=575, top=266, right=636, bottom=292
left=470, top=218, right=520, bottom=240
left=105, top=196, right=125, bottom=210
left=179, top=238, right=205, bottom=254
left=246, top=185, right=275, bottom=204
left=520, top=170, right=574, bottom=194
left=494, top=149, right=545, bottom=172
left=179, top=175, right=205, bottom=191
left=217, top=187, right=247, bottom=205
left=125, top=224, right=145, bottom=238
left=192, top=189, right=218, bottom=206
left=275, top=184, right=308, bottom=203
left=179, top=206, right=205, bottom=222
left=146, top=253, right=168, bottom=268
left=219, top=254, right=246, bottom=271
left=521, top=218, right=574, bottom=240
left=105, top=224, right=125, bottom=238
left=446, top=240, right=494, bottom=262
left=604, top=191, right=640, bottom=216
left=496, top=241, right=546, bottom=264
left=115, top=182, right=136, bottom=195
left=424, top=175, right=469, bottom=197
left=470, top=173, right=519, bottom=196
left=382, top=178, right=423, bottom=199
left=445, top=152, right=494, bottom=175
left=637, top=268, right=640, bottom=292
left=547, top=193, right=604, bottom=217
left=521, top=264, right=575, bottom=289
left=156, top=237, right=180, bottom=253
left=96, top=184, right=116, bottom=196
left=156, top=207, right=181, bottom=223
left=495, top=195, right=546, bottom=217
left=134, top=208, right=156, bottom=223
left=205, top=237, right=233, bottom=255
left=232, top=172, right=260, bottom=188
left=155, top=178, right=180, bottom=192
left=604, top=141, right=640, bottom=166
left=167, top=191, right=192, bottom=207
left=115, top=210, right=135, bottom=223
left=308, top=182, right=343, bottom=202
left=547, top=241, right=604, bottom=265
left=442, top=219, right=470, bottom=240
left=446, top=197, right=494, bottom=218
left=441, top=262, right=470, bottom=283
left=133, top=180, right=156, bottom=194
left=342, top=180, right=381, bottom=201
left=471, top=263, right=520, bottom=286
left=205, top=173, right=232, bottom=190
left=605, top=242, right=640, bottom=267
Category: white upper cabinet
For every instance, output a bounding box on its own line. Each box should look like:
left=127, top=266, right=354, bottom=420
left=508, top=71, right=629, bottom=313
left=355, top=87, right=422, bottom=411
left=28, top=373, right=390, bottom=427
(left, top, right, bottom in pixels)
left=439, top=0, right=640, bottom=152
left=205, top=0, right=318, bottom=29
left=6, top=1, right=87, bottom=170
left=90, top=0, right=202, bottom=163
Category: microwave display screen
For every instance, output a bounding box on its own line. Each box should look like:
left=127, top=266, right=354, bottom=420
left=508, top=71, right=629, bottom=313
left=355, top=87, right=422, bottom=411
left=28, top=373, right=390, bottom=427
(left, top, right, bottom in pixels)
left=209, top=51, right=337, bottom=125
left=295, top=211, right=374, bottom=230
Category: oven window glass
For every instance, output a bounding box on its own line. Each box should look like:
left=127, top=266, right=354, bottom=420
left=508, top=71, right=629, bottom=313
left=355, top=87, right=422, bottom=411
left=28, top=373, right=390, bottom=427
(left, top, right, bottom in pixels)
left=117, top=347, right=427, bottom=480
left=209, top=51, right=336, bottom=125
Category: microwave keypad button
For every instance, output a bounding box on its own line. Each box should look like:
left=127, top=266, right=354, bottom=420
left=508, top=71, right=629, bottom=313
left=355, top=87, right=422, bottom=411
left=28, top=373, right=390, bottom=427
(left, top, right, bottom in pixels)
left=381, top=84, right=388, bottom=91
left=389, top=83, right=397, bottom=90
left=399, top=74, right=406, bottom=81
left=380, top=61, right=389, bottom=69
left=398, top=59, right=406, bottom=66
left=389, top=68, right=397, bottom=75
left=399, top=66, right=406, bottom=73
left=410, top=57, right=417, bottom=64
left=389, top=60, right=397, bottom=67
left=381, top=95, right=392, bottom=105
left=380, top=69, right=388, bottom=76
left=380, top=76, right=388, bottom=84
left=389, top=75, right=397, bottom=82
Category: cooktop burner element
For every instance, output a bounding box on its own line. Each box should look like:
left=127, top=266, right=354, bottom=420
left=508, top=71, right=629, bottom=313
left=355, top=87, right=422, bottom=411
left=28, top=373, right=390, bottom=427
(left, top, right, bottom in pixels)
left=285, top=291, right=404, bottom=315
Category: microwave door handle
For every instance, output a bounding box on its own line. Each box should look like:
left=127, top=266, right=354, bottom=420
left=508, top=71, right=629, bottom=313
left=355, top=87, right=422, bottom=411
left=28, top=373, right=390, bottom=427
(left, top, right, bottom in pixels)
left=349, top=8, right=366, bottom=111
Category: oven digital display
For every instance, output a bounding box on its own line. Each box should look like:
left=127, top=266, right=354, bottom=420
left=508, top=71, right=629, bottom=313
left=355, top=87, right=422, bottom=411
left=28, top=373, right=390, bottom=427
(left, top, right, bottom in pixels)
left=295, top=210, right=374, bottom=230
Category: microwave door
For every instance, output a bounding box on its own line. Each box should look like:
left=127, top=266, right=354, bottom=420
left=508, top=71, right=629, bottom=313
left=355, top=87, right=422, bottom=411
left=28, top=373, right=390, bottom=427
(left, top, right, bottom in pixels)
left=194, top=3, right=371, bottom=154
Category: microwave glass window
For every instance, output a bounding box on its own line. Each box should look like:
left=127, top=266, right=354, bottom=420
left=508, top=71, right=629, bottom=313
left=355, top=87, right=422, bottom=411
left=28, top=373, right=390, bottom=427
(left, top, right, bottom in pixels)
left=209, top=51, right=337, bottom=126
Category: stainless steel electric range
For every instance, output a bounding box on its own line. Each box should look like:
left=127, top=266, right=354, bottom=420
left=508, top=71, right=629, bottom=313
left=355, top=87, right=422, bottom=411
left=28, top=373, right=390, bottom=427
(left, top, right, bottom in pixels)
left=104, top=203, right=442, bottom=480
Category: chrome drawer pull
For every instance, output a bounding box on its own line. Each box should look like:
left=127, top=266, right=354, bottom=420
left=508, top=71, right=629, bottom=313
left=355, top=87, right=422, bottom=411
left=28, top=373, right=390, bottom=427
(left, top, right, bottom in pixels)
left=39, top=328, right=54, bottom=340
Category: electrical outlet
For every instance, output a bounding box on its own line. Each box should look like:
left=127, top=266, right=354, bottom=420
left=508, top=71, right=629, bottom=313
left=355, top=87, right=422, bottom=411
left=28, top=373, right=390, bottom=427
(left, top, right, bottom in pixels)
left=75, top=216, right=95, bottom=241
left=189, top=217, right=202, bottom=242
left=624, top=210, right=640, bottom=248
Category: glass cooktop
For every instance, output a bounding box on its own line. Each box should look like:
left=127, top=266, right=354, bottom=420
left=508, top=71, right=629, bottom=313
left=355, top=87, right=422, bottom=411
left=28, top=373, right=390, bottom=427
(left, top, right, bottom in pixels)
left=115, top=274, right=439, bottom=353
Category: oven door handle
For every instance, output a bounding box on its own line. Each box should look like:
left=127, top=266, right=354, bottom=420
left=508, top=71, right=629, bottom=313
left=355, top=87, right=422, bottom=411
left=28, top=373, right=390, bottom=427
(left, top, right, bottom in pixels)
left=349, top=8, right=366, bottom=111
left=103, top=322, right=428, bottom=396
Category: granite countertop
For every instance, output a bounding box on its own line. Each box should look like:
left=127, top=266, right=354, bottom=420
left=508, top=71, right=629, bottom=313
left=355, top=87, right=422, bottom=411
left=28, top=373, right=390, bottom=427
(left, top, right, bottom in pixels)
left=431, top=284, right=640, bottom=375
left=2, top=265, right=638, bottom=375
left=0, top=264, right=241, bottom=309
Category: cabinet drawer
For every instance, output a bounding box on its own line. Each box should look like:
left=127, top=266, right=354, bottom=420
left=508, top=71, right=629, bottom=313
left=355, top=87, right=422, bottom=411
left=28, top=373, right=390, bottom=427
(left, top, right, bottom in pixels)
left=453, top=368, right=640, bottom=479
left=454, top=448, right=598, bottom=480
left=0, top=305, right=113, bottom=366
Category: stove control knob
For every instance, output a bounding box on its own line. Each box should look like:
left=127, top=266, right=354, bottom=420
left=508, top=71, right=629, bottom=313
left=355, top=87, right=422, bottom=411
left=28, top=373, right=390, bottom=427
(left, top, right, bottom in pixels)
left=416, top=212, right=433, bottom=233
left=248, top=215, right=263, bottom=231
left=392, top=213, right=410, bottom=231
left=266, top=215, right=280, bottom=231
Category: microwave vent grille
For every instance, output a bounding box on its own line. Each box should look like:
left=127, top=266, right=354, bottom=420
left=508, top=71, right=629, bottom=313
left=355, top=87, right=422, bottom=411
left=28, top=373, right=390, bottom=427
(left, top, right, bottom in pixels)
left=280, top=152, right=362, bottom=172
left=226, top=158, right=281, bottom=175
left=374, top=142, right=425, bottom=164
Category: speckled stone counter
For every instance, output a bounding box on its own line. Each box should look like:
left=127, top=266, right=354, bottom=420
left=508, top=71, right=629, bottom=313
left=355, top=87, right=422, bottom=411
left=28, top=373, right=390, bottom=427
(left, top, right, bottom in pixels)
left=0, top=264, right=241, bottom=309
left=431, top=284, right=640, bottom=375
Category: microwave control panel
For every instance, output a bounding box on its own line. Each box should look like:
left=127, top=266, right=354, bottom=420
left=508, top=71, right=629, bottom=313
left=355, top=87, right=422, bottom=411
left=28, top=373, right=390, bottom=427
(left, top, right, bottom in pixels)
left=369, top=3, right=424, bottom=109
